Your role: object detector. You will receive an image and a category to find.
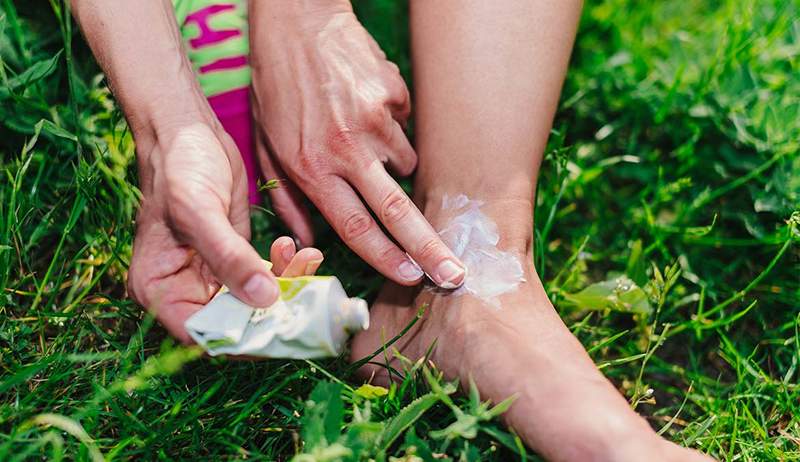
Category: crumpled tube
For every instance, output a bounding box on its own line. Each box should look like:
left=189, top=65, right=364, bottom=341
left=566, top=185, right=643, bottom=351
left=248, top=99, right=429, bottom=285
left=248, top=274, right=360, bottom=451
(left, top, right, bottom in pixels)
left=185, top=275, right=369, bottom=359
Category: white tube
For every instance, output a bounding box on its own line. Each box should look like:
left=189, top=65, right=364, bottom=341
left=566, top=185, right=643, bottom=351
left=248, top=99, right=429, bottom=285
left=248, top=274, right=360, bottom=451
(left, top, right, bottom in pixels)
left=185, top=276, right=369, bottom=359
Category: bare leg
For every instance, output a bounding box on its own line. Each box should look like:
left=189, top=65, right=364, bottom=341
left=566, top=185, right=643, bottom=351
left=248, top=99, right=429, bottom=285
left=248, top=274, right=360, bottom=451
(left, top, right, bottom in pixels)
left=351, top=1, right=712, bottom=461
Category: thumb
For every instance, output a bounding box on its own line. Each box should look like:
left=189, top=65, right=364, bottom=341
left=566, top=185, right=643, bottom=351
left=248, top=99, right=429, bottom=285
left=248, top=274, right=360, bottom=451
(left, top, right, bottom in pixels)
left=172, top=203, right=279, bottom=307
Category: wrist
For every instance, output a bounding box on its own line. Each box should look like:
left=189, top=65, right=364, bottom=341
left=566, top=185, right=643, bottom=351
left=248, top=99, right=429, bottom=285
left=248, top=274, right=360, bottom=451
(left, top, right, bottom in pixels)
left=124, top=70, right=219, bottom=152
left=418, top=191, right=535, bottom=256
left=122, top=78, right=217, bottom=149
left=250, top=0, right=352, bottom=23
left=249, top=0, right=353, bottom=57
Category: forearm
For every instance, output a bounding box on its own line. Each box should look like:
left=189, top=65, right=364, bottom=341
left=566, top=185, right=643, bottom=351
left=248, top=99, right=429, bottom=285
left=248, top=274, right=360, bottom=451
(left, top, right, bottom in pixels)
left=410, top=0, right=582, bottom=204
left=71, top=0, right=214, bottom=145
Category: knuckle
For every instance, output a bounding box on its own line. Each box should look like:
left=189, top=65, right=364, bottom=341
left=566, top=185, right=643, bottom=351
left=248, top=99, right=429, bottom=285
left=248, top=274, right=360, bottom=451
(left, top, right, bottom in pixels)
left=377, top=243, right=404, bottom=265
left=364, top=103, right=388, bottom=129
left=162, top=170, right=185, bottom=199
left=397, top=101, right=411, bottom=121
left=326, top=125, right=375, bottom=171
left=387, top=61, right=401, bottom=75
left=415, top=236, right=445, bottom=264
left=326, top=126, right=367, bottom=169
left=163, top=176, right=205, bottom=231
left=341, top=210, right=374, bottom=242
left=219, top=131, right=238, bottom=154
left=327, top=126, right=359, bottom=155
left=390, top=78, right=409, bottom=102
left=380, top=190, right=412, bottom=225
left=294, top=150, right=328, bottom=185
left=386, top=75, right=409, bottom=103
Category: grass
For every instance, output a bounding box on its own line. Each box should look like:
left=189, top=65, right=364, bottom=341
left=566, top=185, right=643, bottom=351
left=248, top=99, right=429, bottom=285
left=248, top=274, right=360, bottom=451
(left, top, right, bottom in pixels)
left=1, top=0, right=798, bottom=460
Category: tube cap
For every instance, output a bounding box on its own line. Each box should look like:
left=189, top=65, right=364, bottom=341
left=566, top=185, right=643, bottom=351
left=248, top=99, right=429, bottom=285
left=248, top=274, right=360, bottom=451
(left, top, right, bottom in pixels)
left=339, top=297, right=370, bottom=331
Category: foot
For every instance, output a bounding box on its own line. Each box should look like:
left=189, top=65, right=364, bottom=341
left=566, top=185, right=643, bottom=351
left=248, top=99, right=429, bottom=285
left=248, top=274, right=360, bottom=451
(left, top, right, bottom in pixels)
left=351, top=198, right=713, bottom=462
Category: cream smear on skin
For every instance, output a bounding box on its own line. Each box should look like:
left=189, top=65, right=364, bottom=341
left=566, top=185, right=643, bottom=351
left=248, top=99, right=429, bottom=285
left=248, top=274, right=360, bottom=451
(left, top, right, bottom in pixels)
left=431, top=194, right=525, bottom=308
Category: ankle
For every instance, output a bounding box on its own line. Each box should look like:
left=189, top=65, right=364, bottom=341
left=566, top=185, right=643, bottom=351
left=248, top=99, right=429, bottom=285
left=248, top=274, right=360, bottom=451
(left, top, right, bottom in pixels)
left=416, top=189, right=535, bottom=256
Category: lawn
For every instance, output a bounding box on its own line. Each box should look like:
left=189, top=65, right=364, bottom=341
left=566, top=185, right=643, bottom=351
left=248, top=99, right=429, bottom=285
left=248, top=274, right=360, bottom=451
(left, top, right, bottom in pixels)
left=1, top=0, right=798, bottom=460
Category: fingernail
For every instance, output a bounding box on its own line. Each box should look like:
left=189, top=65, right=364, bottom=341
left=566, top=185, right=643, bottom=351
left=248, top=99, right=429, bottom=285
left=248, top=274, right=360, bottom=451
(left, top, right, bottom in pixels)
left=398, top=259, right=424, bottom=282
left=304, top=258, right=324, bottom=275
left=435, top=260, right=466, bottom=289
left=243, top=274, right=278, bottom=307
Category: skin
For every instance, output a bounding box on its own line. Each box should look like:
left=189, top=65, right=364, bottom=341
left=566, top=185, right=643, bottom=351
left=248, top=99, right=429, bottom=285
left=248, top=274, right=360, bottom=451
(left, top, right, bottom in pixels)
left=351, top=1, right=715, bottom=460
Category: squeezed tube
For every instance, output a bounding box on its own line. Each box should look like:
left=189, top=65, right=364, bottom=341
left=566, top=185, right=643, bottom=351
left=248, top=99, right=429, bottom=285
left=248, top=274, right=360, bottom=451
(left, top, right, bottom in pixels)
left=185, top=276, right=369, bottom=359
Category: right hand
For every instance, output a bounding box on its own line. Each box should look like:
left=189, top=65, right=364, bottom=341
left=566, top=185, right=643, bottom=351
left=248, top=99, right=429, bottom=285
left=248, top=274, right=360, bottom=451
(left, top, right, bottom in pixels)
left=250, top=2, right=467, bottom=289
left=127, top=120, right=279, bottom=342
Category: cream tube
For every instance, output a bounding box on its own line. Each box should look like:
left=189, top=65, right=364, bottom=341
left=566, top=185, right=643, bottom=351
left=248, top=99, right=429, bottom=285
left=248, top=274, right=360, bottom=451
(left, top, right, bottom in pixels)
left=185, top=276, right=369, bottom=359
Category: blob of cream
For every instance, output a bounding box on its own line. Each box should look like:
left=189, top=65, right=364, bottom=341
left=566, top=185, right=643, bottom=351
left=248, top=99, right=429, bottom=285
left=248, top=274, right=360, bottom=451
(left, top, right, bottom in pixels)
left=433, top=194, right=525, bottom=308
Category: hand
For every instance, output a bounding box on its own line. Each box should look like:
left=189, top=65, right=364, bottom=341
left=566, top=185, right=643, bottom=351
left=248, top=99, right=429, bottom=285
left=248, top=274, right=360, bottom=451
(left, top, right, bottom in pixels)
left=249, top=2, right=466, bottom=288
left=69, top=0, right=325, bottom=342
left=127, top=121, right=313, bottom=342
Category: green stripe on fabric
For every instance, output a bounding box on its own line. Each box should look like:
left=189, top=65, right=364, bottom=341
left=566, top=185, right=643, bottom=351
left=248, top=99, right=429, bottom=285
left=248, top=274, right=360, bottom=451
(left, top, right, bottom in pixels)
left=172, top=0, right=251, bottom=97
left=198, top=67, right=251, bottom=97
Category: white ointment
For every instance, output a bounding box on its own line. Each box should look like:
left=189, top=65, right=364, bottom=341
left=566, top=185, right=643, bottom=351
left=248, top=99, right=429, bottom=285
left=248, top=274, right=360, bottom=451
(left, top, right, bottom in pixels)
left=434, top=194, right=525, bottom=308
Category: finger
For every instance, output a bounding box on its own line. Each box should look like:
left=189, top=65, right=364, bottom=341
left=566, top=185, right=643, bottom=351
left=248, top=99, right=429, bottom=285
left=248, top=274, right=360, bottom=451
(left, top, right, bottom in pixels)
left=270, top=236, right=296, bottom=275
left=349, top=160, right=466, bottom=288
left=378, top=120, right=417, bottom=177
left=170, top=198, right=279, bottom=308
left=384, top=69, right=411, bottom=125
left=306, top=176, right=425, bottom=285
left=269, top=182, right=315, bottom=247
left=388, top=97, right=410, bottom=129
left=281, top=247, right=324, bottom=277
left=255, top=132, right=315, bottom=246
